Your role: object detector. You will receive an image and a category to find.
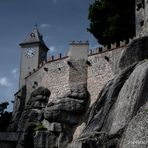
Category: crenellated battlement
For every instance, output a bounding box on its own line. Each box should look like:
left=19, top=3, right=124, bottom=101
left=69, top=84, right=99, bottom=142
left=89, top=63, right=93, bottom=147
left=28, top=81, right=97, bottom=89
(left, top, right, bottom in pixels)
left=89, top=37, right=134, bottom=56
left=47, top=53, right=68, bottom=62
left=69, top=40, right=89, bottom=45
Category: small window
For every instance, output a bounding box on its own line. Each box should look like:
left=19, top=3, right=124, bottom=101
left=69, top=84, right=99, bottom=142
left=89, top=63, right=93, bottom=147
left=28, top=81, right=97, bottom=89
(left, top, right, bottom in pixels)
left=44, top=67, right=48, bottom=72
left=104, top=56, right=109, bottom=62
left=137, top=3, right=142, bottom=11
left=137, top=0, right=145, bottom=11
left=107, top=44, right=111, bottom=49
left=125, top=38, right=129, bottom=44
left=116, top=42, right=120, bottom=47
left=140, top=20, right=144, bottom=26
left=99, top=47, right=103, bottom=52
left=142, top=0, right=145, bottom=8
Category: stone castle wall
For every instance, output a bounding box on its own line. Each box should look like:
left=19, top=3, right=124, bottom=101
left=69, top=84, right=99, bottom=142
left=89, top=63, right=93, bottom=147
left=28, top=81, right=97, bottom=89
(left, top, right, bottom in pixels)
left=135, top=0, right=148, bottom=37
left=25, top=40, right=129, bottom=105
left=87, top=45, right=127, bottom=104
left=25, top=57, right=70, bottom=103
left=136, top=0, right=145, bottom=37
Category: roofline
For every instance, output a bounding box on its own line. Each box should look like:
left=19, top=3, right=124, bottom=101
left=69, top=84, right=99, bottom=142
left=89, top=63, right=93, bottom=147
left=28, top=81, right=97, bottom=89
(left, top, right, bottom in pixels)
left=19, top=42, right=49, bottom=51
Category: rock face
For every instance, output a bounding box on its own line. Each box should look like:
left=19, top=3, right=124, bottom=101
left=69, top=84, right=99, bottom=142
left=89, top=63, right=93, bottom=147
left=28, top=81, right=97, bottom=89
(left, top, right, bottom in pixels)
left=15, top=87, right=51, bottom=148
left=12, top=84, right=89, bottom=148
left=68, top=37, right=148, bottom=148
left=119, top=102, right=148, bottom=148
left=118, top=36, right=148, bottom=71
left=42, top=85, right=89, bottom=148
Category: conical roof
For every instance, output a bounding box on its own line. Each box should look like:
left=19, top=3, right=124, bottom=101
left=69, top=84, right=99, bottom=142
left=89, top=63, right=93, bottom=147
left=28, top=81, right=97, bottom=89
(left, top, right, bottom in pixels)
left=20, top=25, right=46, bottom=46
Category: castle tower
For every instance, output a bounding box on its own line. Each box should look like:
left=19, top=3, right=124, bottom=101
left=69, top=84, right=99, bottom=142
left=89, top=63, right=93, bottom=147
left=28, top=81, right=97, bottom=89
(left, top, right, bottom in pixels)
left=68, top=41, right=89, bottom=90
left=19, top=25, right=49, bottom=88
left=135, top=0, right=148, bottom=37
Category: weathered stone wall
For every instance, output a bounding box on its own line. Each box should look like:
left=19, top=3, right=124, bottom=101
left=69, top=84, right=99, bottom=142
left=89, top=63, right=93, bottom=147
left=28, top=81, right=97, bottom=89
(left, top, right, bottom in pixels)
left=26, top=42, right=89, bottom=104
left=135, top=0, right=148, bottom=37
left=25, top=45, right=126, bottom=106
left=26, top=57, right=70, bottom=103
left=87, top=46, right=126, bottom=105
left=68, top=41, right=89, bottom=60
left=135, top=0, right=145, bottom=37
left=69, top=59, right=88, bottom=90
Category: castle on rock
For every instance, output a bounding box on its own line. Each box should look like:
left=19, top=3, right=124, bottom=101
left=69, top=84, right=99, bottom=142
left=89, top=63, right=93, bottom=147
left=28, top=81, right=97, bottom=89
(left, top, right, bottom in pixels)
left=0, top=0, right=147, bottom=147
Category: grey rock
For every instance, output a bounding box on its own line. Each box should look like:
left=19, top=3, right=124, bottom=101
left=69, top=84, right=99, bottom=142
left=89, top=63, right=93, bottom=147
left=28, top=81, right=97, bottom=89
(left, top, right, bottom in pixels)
left=47, top=98, right=85, bottom=113
left=118, top=36, right=148, bottom=71
left=34, top=131, right=47, bottom=148
left=31, top=87, right=51, bottom=97
left=16, top=109, right=43, bottom=132
left=80, top=64, right=135, bottom=138
left=65, top=85, right=89, bottom=100
left=28, top=100, right=47, bottom=109
left=8, top=86, right=26, bottom=132
left=42, top=120, right=51, bottom=131
left=48, top=97, right=85, bottom=106
left=107, top=61, right=148, bottom=135
left=67, top=141, right=82, bottom=148
left=70, top=60, right=148, bottom=147
left=46, top=132, right=58, bottom=148
left=58, top=131, right=73, bottom=148
left=27, top=87, right=50, bottom=109
left=119, top=102, right=148, bottom=148
left=49, top=122, right=63, bottom=132
left=44, top=109, right=79, bottom=125
left=30, top=95, right=47, bottom=102
left=34, top=129, right=73, bottom=148
left=27, top=109, right=43, bottom=122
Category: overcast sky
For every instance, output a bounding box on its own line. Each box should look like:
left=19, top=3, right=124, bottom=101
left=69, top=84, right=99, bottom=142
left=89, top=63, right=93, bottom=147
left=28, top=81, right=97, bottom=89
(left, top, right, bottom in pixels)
left=0, top=0, right=98, bottom=111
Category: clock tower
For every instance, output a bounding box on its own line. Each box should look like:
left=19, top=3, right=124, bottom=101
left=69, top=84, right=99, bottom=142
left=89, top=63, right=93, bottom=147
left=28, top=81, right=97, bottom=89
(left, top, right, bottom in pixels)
left=19, top=25, right=49, bottom=88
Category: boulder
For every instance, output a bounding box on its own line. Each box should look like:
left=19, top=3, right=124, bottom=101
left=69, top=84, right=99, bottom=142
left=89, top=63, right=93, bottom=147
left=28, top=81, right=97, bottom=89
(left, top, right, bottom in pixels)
left=80, top=64, right=135, bottom=138
left=44, top=109, right=80, bottom=125
left=65, top=85, right=89, bottom=100
left=47, top=97, right=85, bottom=113
left=106, top=61, right=148, bottom=135
left=27, top=87, right=50, bottom=109
left=118, top=36, right=148, bottom=71
left=119, top=102, right=148, bottom=148
left=31, top=87, right=51, bottom=97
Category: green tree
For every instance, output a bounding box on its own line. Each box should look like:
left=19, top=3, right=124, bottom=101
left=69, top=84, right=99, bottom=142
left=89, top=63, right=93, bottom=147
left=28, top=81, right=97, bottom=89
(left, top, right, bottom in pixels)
left=88, top=0, right=135, bottom=45
left=0, top=102, right=12, bottom=131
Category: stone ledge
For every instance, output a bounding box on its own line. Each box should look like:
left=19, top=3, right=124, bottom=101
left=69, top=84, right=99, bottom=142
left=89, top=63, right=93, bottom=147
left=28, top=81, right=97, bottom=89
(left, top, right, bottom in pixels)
left=0, top=132, right=20, bottom=141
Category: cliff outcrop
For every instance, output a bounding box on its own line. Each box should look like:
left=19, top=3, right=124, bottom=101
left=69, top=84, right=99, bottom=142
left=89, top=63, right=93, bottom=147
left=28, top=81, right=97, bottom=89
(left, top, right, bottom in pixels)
left=68, top=36, right=148, bottom=148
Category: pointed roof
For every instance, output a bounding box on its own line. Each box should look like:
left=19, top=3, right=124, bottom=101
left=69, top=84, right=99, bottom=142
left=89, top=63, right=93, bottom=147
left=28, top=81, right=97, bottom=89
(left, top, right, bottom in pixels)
left=20, top=25, right=47, bottom=48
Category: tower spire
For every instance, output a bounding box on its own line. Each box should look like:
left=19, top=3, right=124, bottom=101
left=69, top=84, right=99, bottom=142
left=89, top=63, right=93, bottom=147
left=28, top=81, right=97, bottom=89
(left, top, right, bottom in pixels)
left=19, top=25, right=46, bottom=47
left=34, top=23, right=38, bottom=31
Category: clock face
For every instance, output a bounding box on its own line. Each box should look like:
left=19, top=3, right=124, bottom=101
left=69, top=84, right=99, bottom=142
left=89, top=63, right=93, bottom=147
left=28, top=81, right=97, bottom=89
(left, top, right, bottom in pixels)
left=25, top=48, right=35, bottom=58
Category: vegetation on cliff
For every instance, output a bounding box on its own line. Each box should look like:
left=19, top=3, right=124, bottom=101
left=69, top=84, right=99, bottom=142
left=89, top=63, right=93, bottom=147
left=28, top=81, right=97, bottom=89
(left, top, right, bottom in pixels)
left=0, top=102, right=12, bottom=131
left=88, top=0, right=135, bottom=45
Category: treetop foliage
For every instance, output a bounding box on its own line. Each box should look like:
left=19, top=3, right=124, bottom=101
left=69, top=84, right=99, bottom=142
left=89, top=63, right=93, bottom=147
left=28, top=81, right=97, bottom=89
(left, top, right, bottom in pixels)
left=0, top=101, right=12, bottom=131
left=0, top=102, right=9, bottom=116
left=88, top=0, right=135, bottom=45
